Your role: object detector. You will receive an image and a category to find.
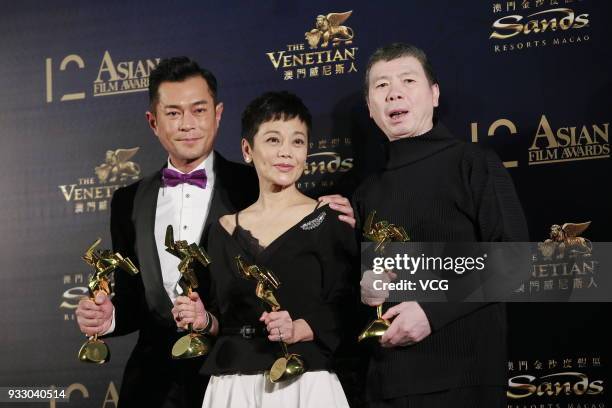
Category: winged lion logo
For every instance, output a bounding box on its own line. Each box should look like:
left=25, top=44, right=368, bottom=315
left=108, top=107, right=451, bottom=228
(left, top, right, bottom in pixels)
left=538, top=221, right=593, bottom=260
left=305, top=11, right=354, bottom=49
left=94, top=147, right=141, bottom=183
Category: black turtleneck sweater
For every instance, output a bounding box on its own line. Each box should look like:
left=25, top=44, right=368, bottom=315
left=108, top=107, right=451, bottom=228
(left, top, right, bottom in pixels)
left=353, top=123, right=528, bottom=399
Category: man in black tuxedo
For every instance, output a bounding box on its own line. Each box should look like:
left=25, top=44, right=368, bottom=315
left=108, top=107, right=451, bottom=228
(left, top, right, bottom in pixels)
left=75, top=57, right=355, bottom=408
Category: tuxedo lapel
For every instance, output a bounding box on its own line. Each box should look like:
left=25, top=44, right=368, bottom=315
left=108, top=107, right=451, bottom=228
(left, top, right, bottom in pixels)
left=133, top=170, right=174, bottom=326
left=200, top=152, right=233, bottom=247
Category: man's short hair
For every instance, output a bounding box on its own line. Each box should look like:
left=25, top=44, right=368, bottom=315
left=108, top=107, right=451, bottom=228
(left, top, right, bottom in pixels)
left=364, top=42, right=438, bottom=99
left=241, top=91, right=312, bottom=145
left=148, top=57, right=218, bottom=110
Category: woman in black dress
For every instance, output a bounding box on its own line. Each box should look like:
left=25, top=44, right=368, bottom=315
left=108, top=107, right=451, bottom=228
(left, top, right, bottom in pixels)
left=172, top=91, right=356, bottom=407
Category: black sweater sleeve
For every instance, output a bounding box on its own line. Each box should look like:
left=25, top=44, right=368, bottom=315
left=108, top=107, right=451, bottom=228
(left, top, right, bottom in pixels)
left=420, top=146, right=528, bottom=331
left=474, top=148, right=529, bottom=242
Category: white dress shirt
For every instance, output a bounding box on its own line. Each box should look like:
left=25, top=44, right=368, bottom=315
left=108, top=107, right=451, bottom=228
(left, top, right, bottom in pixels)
left=103, top=154, right=215, bottom=335
left=154, top=155, right=215, bottom=304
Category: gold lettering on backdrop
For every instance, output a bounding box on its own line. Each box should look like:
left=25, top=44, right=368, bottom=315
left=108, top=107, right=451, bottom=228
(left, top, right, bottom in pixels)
left=507, top=372, right=603, bottom=399
left=592, top=123, right=609, bottom=143
left=491, top=8, right=589, bottom=40
left=470, top=119, right=518, bottom=168
left=266, top=10, right=359, bottom=81
left=59, top=287, right=88, bottom=309
left=95, top=51, right=118, bottom=83
left=48, top=382, right=119, bottom=408
left=58, top=147, right=141, bottom=214
left=530, top=115, right=558, bottom=149
left=528, top=115, right=609, bottom=165
left=45, top=54, right=87, bottom=103
left=266, top=47, right=357, bottom=69
left=66, top=383, right=89, bottom=403
left=95, top=51, right=160, bottom=83
left=102, top=382, right=119, bottom=408
left=58, top=185, right=122, bottom=202
left=46, top=52, right=159, bottom=101
left=489, top=6, right=592, bottom=54
left=471, top=115, right=608, bottom=167
left=93, top=51, right=160, bottom=96
left=303, top=152, right=353, bottom=176
left=45, top=58, right=53, bottom=102
left=488, top=118, right=517, bottom=136
left=525, top=222, right=602, bottom=297
left=59, top=55, right=87, bottom=102
left=531, top=261, right=598, bottom=278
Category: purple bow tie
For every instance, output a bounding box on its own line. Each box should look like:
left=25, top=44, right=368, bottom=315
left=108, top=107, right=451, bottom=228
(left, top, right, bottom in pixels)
left=162, top=168, right=207, bottom=189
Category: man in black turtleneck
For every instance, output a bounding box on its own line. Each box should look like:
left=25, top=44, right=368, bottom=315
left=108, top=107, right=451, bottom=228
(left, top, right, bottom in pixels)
left=353, top=43, right=528, bottom=408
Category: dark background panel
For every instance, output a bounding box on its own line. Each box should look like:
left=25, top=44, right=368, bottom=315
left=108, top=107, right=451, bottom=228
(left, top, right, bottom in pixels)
left=0, top=1, right=609, bottom=407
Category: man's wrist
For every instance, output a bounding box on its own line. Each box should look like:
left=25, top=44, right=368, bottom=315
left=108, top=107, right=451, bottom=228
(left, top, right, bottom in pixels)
left=99, top=307, right=116, bottom=336
left=193, top=311, right=212, bottom=333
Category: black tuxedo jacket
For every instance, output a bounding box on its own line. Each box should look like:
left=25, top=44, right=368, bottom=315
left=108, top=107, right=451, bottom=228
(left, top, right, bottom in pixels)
left=107, top=152, right=257, bottom=408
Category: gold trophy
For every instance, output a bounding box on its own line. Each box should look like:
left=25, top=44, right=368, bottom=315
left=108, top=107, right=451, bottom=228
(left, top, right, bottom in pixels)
left=358, top=210, right=410, bottom=342
left=235, top=256, right=305, bottom=383
left=78, top=238, right=139, bottom=363
left=165, top=225, right=212, bottom=359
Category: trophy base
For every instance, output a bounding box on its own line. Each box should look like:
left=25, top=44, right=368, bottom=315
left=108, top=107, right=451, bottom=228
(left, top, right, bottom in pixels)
left=358, top=318, right=390, bottom=342
left=269, top=354, right=305, bottom=383
left=78, top=339, right=110, bottom=364
left=171, top=333, right=209, bottom=359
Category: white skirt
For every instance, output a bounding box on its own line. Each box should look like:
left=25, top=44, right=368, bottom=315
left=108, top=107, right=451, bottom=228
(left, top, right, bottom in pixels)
left=202, top=371, right=349, bottom=408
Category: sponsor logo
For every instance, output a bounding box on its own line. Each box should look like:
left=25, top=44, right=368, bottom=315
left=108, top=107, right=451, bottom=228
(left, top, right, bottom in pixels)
left=297, top=138, right=354, bottom=192
left=266, top=11, right=359, bottom=81
left=507, top=356, right=604, bottom=407
left=537, top=222, right=592, bottom=260
left=58, top=147, right=140, bottom=214
left=489, top=2, right=591, bottom=53
left=514, top=222, right=599, bottom=294
left=59, top=273, right=89, bottom=321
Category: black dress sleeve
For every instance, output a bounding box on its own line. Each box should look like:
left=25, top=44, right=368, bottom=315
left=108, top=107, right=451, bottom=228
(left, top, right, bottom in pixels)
left=299, top=210, right=358, bottom=354
left=197, top=222, right=221, bottom=325
left=106, top=185, right=148, bottom=337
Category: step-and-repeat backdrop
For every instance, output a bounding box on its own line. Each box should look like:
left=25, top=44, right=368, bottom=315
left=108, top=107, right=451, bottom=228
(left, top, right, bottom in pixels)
left=1, top=1, right=609, bottom=407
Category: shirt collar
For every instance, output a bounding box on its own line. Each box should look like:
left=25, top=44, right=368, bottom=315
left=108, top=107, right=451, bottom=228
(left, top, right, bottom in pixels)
left=167, top=153, right=215, bottom=177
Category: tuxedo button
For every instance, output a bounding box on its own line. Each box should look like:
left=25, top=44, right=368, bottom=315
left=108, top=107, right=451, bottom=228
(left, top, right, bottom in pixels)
left=183, top=225, right=188, bottom=230
left=186, top=194, right=190, bottom=198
